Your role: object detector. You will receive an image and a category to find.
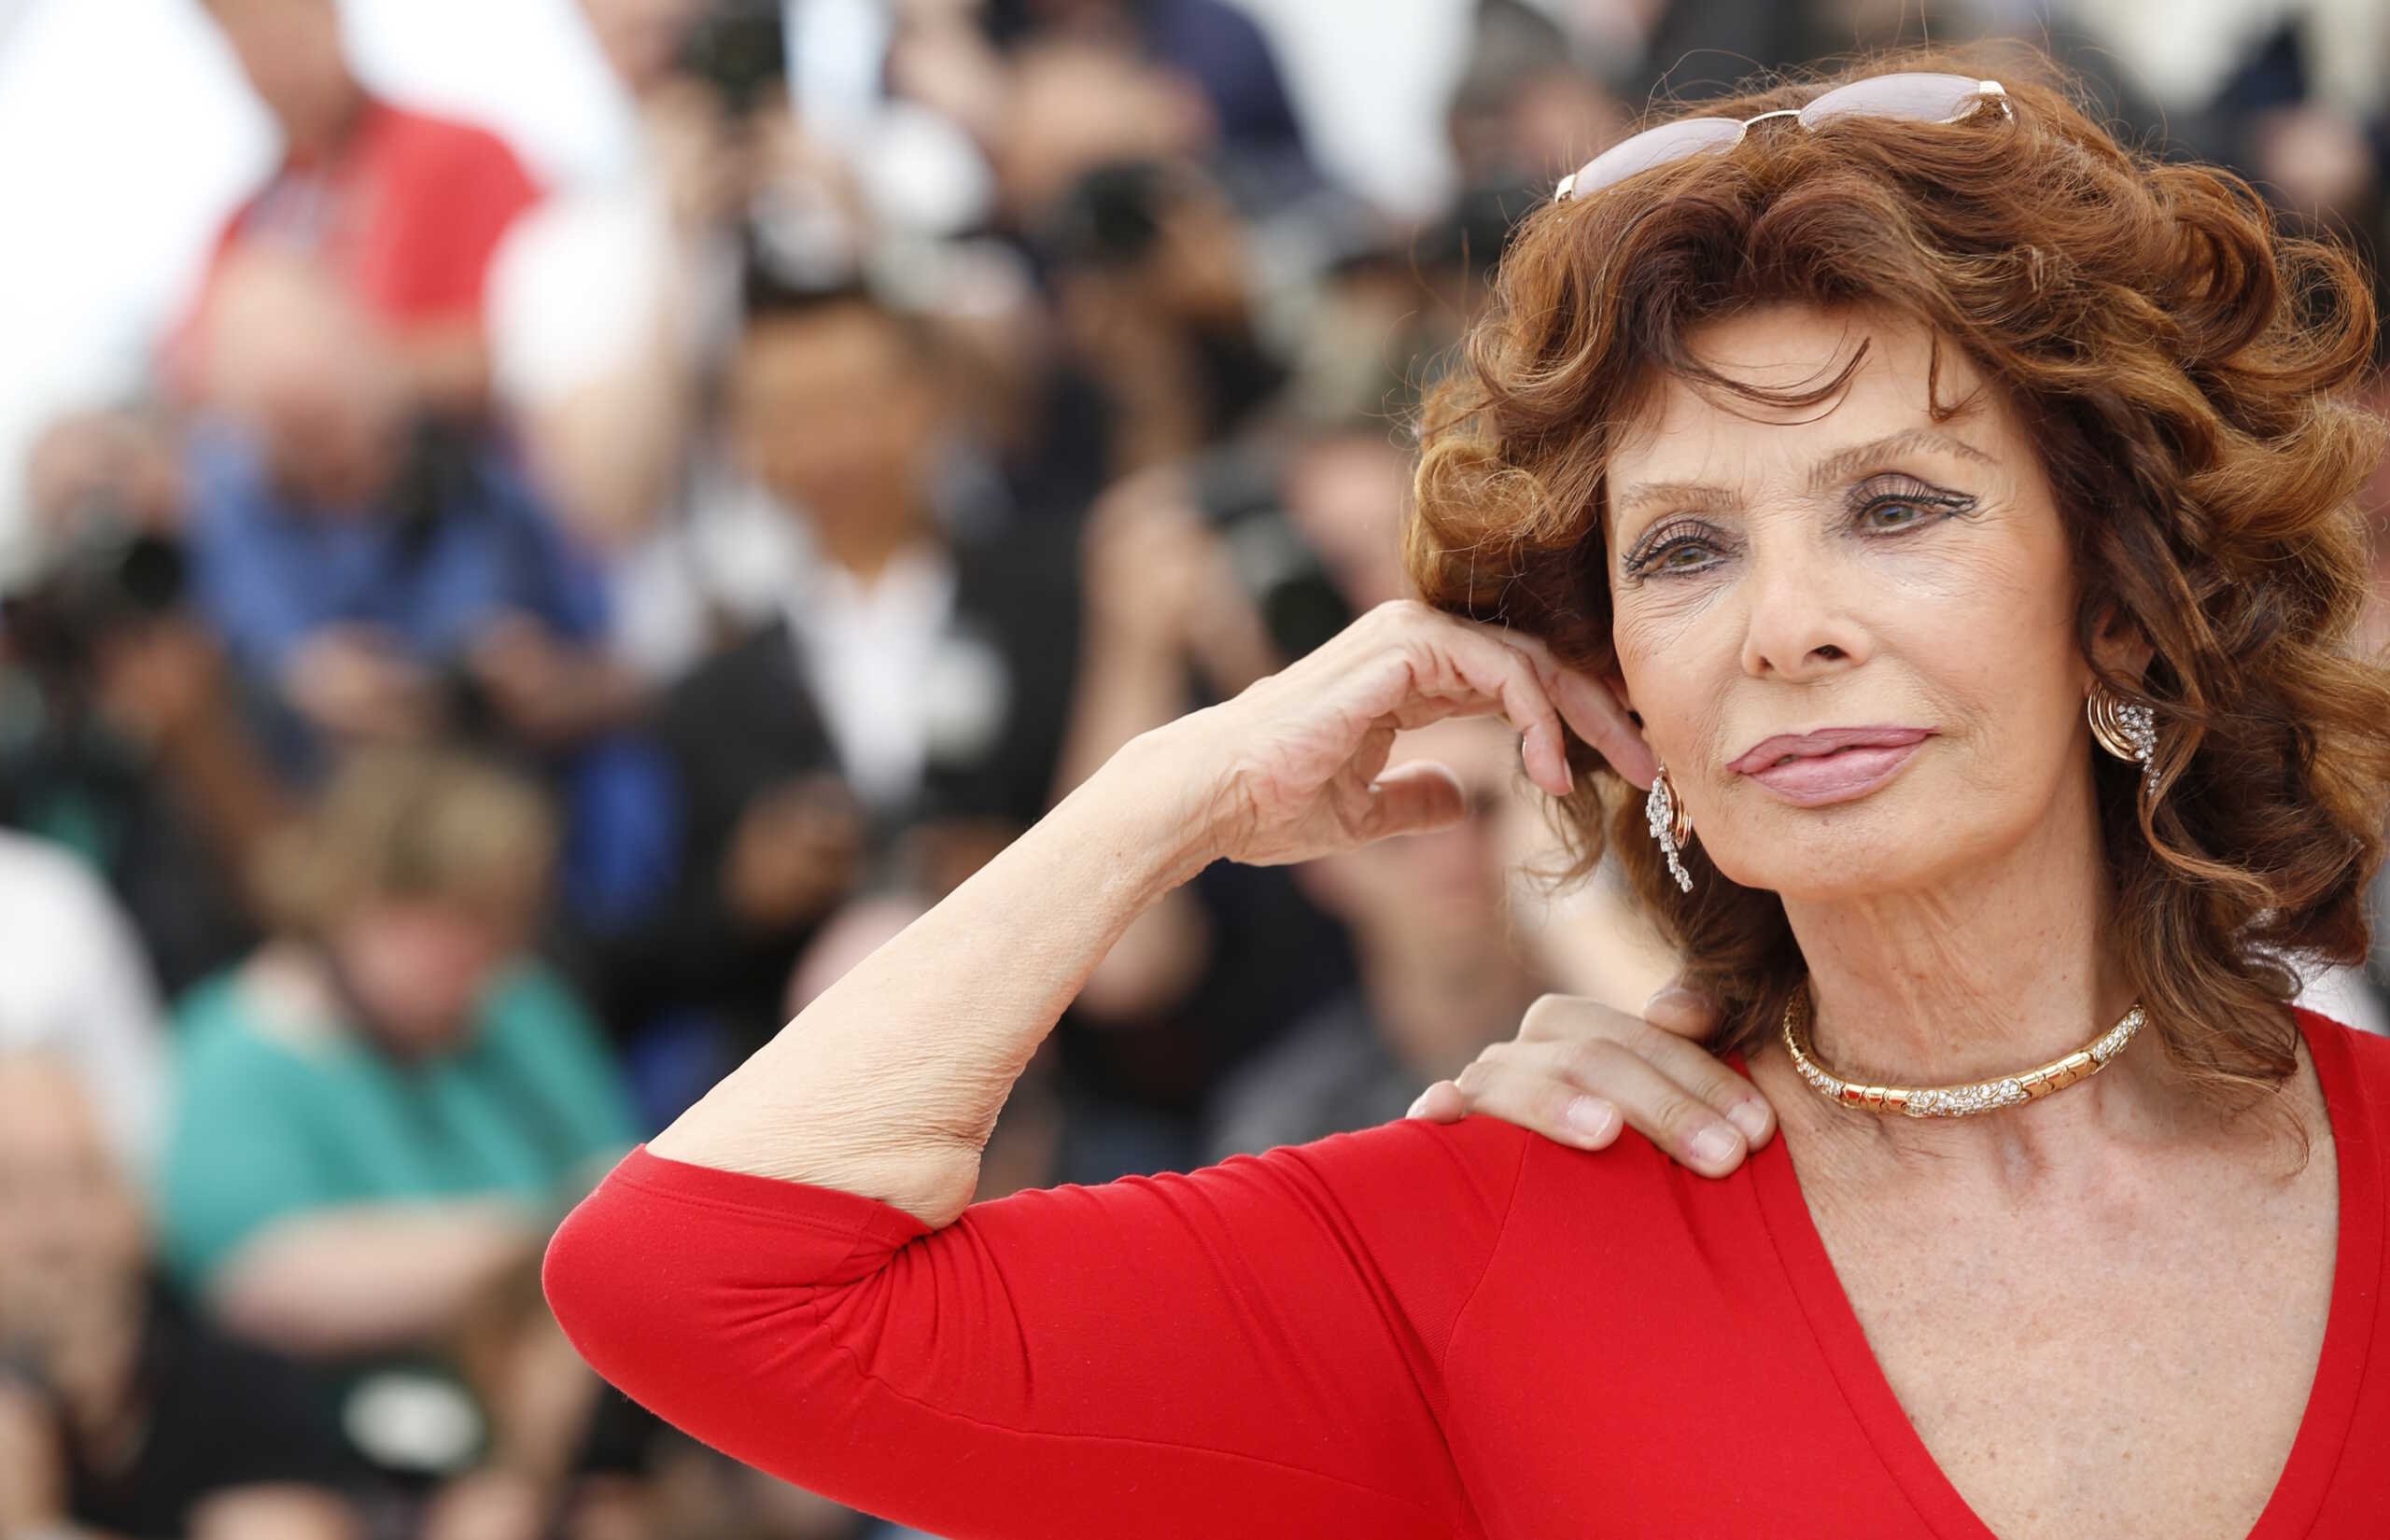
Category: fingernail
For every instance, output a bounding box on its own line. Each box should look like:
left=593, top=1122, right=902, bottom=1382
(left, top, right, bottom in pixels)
left=1689, top=1124, right=1742, bottom=1166
left=1405, top=1094, right=1428, bottom=1118
left=1644, top=985, right=1709, bottom=1016
left=1727, top=1100, right=1770, bottom=1142
left=1565, top=1096, right=1615, bottom=1141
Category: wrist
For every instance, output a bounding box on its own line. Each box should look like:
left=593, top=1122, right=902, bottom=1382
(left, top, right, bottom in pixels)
left=1079, top=721, right=1235, bottom=897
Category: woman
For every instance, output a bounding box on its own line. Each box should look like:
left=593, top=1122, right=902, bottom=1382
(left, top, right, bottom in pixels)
left=160, top=748, right=640, bottom=1363
left=542, top=45, right=2390, bottom=1538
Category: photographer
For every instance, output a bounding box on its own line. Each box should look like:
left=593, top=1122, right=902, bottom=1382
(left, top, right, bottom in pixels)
left=1037, top=425, right=1424, bottom=1179
left=189, top=248, right=639, bottom=769
left=2, top=409, right=293, bottom=995
left=619, top=271, right=1081, bottom=1065
left=1040, top=157, right=1291, bottom=481
left=487, top=0, right=787, bottom=564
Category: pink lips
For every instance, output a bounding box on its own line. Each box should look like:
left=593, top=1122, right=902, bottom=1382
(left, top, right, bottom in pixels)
left=1730, top=726, right=1934, bottom=807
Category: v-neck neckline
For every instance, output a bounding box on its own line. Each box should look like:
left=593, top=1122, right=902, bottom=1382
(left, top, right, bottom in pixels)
left=1725, top=1006, right=2382, bottom=1540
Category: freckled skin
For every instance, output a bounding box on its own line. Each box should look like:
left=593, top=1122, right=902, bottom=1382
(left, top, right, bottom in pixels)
left=1605, top=303, right=2103, bottom=900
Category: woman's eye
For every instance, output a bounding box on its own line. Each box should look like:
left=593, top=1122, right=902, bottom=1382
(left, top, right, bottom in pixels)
left=1851, top=479, right=1972, bottom=534
left=1636, top=537, right=1722, bottom=576
left=1858, top=498, right=1931, bottom=530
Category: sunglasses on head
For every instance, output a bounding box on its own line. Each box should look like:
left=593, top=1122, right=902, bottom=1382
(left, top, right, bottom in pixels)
left=1555, top=73, right=2012, bottom=203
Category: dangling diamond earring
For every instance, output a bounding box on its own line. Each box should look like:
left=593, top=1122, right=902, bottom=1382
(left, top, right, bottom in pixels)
left=1646, top=763, right=1694, bottom=892
left=2086, top=684, right=2158, bottom=796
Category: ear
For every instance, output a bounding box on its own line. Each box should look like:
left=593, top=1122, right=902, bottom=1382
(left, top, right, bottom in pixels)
left=2086, top=603, right=2155, bottom=692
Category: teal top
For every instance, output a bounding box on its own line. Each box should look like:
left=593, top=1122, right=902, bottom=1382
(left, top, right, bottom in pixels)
left=157, top=959, right=642, bottom=1291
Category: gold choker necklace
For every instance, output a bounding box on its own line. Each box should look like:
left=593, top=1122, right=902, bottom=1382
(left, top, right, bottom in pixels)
left=1782, top=987, right=2146, bottom=1118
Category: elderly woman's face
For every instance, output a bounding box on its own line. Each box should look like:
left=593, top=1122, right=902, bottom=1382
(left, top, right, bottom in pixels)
left=1604, top=302, right=2096, bottom=899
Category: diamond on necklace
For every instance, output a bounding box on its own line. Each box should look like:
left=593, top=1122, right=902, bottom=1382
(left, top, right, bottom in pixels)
left=1782, top=990, right=2144, bottom=1120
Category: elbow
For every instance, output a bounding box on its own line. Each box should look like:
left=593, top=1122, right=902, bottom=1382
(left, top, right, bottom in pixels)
left=540, top=1195, right=649, bottom=1390
left=538, top=1181, right=879, bottom=1481
left=539, top=1177, right=797, bottom=1415
left=540, top=1144, right=957, bottom=1452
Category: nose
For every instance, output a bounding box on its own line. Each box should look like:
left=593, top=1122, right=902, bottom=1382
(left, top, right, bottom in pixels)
left=1737, top=537, right=1870, bottom=681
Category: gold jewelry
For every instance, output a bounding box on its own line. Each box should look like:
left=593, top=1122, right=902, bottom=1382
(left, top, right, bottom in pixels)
left=1782, top=985, right=2146, bottom=1117
left=2086, top=683, right=2158, bottom=794
left=1645, top=763, right=1694, bottom=892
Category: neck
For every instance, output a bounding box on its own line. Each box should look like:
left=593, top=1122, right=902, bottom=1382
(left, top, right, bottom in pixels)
left=808, top=499, right=935, bottom=585
left=286, top=79, right=369, bottom=160
left=1760, top=771, right=2194, bottom=1168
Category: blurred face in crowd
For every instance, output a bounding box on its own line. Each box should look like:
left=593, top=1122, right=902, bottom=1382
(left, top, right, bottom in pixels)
left=998, top=42, right=1213, bottom=219
left=1302, top=717, right=1523, bottom=929
left=732, top=300, right=940, bottom=539
left=204, top=0, right=357, bottom=147
left=0, top=1057, right=148, bottom=1346
left=1450, top=64, right=1624, bottom=188
left=577, top=0, right=704, bottom=96
left=1284, top=431, right=1413, bottom=611
left=1603, top=301, right=2122, bottom=903
left=200, top=248, right=409, bottom=510
left=1135, top=175, right=1250, bottom=329
left=25, top=409, right=187, bottom=541
left=332, top=895, right=533, bottom=1057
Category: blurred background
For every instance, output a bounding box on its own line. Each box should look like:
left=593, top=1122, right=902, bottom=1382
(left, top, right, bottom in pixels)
left=0, top=0, right=2383, bottom=1535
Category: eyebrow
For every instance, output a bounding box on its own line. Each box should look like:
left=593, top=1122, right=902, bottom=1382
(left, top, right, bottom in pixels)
left=1611, top=427, right=1999, bottom=527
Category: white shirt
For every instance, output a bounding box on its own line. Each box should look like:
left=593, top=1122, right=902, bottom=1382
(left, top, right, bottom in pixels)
left=0, top=831, right=168, bottom=1173
left=785, top=539, right=962, bottom=815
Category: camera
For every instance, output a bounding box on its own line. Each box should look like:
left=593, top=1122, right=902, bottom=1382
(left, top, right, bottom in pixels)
left=1, top=500, right=188, bottom=687
left=1188, top=446, right=1354, bottom=665
left=1040, top=161, right=1174, bottom=271
left=677, top=0, right=789, bottom=119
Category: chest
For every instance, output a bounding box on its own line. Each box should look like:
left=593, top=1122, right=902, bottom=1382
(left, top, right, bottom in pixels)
left=287, top=1045, right=587, bottom=1198
left=1802, top=1150, right=2340, bottom=1540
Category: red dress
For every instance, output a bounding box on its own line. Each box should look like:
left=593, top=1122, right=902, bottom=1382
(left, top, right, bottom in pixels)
left=542, top=1007, right=2390, bottom=1537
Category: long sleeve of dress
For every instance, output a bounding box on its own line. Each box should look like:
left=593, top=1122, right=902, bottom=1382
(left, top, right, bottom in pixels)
left=541, top=1113, right=1531, bottom=1539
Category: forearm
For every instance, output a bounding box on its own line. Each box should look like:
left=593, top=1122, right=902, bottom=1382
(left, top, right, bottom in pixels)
left=647, top=727, right=1221, bottom=1227
left=521, top=349, right=693, bottom=553
left=206, top=1200, right=543, bottom=1358
left=155, top=713, right=295, bottom=892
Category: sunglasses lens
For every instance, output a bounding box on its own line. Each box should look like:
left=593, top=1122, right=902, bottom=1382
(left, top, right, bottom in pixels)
left=1798, top=72, right=1994, bottom=128
left=1561, top=119, right=1746, bottom=199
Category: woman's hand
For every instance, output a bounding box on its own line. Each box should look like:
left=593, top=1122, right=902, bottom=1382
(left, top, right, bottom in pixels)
left=1407, top=985, right=1778, bottom=1177
left=1166, top=599, right=1653, bottom=870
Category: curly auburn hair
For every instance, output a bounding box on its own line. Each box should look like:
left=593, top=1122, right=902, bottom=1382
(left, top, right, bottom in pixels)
left=1405, top=41, right=2390, bottom=1119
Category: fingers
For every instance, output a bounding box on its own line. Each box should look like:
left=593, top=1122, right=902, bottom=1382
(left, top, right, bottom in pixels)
left=1428, top=627, right=1572, bottom=797
left=1359, top=760, right=1469, bottom=842
left=1492, top=625, right=1658, bottom=790
left=1548, top=1038, right=1755, bottom=1174
left=1405, top=1079, right=1469, bottom=1121
left=1625, top=986, right=1770, bottom=1143
left=1413, top=1057, right=1624, bottom=1148
left=1640, top=981, right=1726, bottom=1041
left=1523, top=989, right=1767, bottom=1149
left=1371, top=609, right=1571, bottom=797
left=1614, top=1015, right=1775, bottom=1147
left=1417, top=992, right=1777, bottom=1174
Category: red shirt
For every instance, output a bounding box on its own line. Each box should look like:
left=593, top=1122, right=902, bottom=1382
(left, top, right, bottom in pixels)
left=168, top=97, right=541, bottom=399
left=543, top=1007, right=2390, bottom=1537
left=218, top=98, right=540, bottom=327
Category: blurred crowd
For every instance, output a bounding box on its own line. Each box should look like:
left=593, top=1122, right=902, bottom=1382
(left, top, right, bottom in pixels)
left=1, top=0, right=2386, bottom=1536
